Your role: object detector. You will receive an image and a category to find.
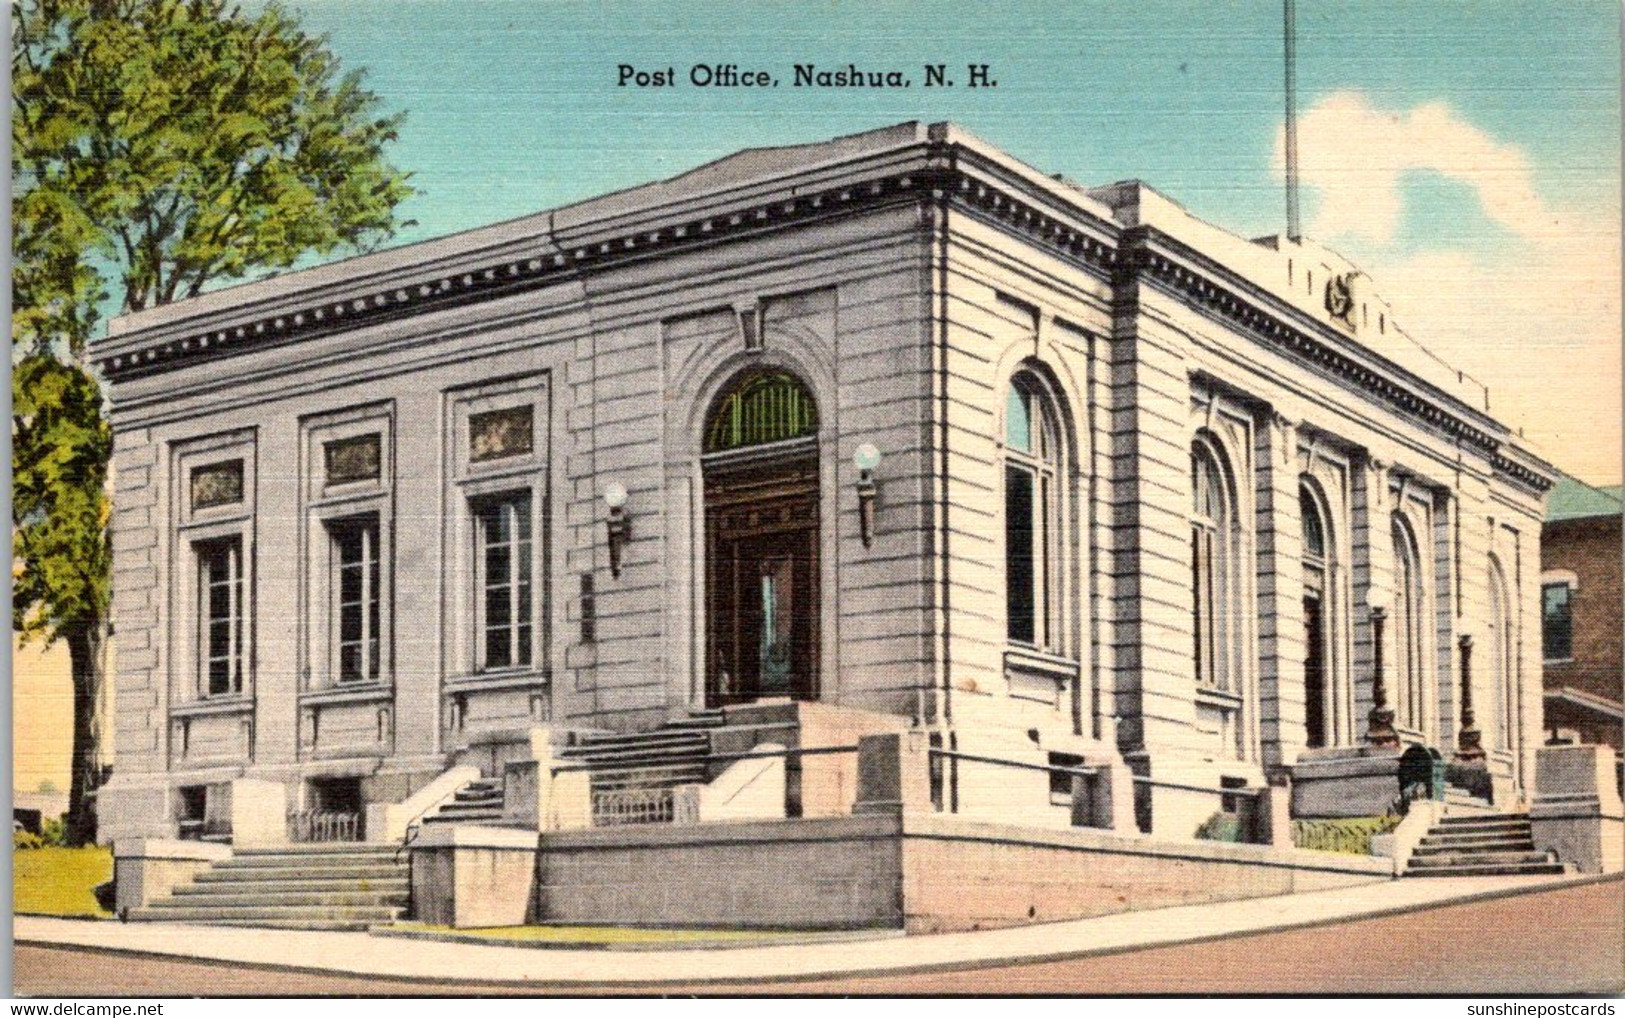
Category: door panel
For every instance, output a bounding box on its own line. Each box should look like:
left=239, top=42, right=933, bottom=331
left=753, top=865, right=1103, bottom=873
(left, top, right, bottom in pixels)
left=704, top=461, right=819, bottom=706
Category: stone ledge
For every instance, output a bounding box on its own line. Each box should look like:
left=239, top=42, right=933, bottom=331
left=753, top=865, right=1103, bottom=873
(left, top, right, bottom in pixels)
left=413, top=824, right=539, bottom=851
left=540, top=813, right=901, bottom=851
left=901, top=813, right=1396, bottom=876
left=112, top=838, right=232, bottom=862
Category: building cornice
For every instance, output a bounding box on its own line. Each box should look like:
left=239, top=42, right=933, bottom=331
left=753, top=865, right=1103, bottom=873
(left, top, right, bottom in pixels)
left=93, top=130, right=1555, bottom=495
left=96, top=166, right=932, bottom=381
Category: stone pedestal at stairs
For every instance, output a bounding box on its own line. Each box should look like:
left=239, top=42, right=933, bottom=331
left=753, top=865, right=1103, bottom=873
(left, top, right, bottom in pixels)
left=1529, top=744, right=1625, bottom=874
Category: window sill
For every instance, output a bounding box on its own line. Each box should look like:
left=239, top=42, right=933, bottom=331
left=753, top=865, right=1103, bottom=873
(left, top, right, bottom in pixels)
left=299, top=683, right=393, bottom=707
left=1544, top=657, right=1576, bottom=667
left=445, top=670, right=549, bottom=695
left=1196, top=685, right=1243, bottom=711
left=170, top=695, right=254, bottom=719
left=1003, top=646, right=1081, bottom=682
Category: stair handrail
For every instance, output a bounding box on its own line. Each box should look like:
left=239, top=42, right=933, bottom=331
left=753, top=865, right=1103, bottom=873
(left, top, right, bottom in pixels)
left=391, top=766, right=484, bottom=864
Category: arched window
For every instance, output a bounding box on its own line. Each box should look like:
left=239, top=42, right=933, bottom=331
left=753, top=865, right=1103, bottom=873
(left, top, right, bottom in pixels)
left=1300, top=481, right=1332, bottom=748
left=703, top=371, right=819, bottom=454
left=1391, top=515, right=1426, bottom=732
left=1191, top=437, right=1239, bottom=691
left=1004, top=373, right=1062, bottom=648
left=1488, top=558, right=1515, bottom=750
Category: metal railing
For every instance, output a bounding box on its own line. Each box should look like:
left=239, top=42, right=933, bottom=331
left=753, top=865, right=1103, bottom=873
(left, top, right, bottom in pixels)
left=1129, top=775, right=1265, bottom=841
left=926, top=746, right=1109, bottom=826
left=593, top=787, right=677, bottom=826
left=287, top=809, right=361, bottom=843
left=552, top=743, right=862, bottom=827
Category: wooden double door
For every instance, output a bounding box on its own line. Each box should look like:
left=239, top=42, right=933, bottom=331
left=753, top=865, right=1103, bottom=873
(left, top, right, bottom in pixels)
left=704, top=458, right=819, bottom=706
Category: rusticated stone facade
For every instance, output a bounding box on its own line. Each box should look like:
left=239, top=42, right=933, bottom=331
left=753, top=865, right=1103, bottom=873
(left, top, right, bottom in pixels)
left=93, top=122, right=1554, bottom=846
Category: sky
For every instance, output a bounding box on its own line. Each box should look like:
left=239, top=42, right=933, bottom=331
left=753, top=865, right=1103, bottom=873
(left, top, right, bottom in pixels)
left=262, top=0, right=1622, bottom=484
left=11, top=2, right=1623, bottom=792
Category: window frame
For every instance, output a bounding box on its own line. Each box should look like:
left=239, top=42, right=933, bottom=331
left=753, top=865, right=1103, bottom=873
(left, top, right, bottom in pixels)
left=328, top=513, right=384, bottom=684
left=299, top=404, right=395, bottom=693
left=1190, top=436, right=1239, bottom=693
left=472, top=491, right=536, bottom=673
left=1002, top=371, right=1064, bottom=653
left=445, top=375, right=551, bottom=685
left=1391, top=513, right=1428, bottom=733
left=1541, top=578, right=1575, bottom=664
left=196, top=534, right=246, bottom=698
left=1299, top=479, right=1335, bottom=749
left=170, top=431, right=257, bottom=706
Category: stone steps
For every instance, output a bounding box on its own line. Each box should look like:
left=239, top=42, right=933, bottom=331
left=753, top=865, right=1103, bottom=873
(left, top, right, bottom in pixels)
left=199, top=862, right=408, bottom=882
left=164, top=888, right=408, bottom=907
left=129, top=903, right=405, bottom=926
left=1407, top=861, right=1567, bottom=878
left=129, top=844, right=410, bottom=929
left=1407, top=850, right=1557, bottom=870
left=1404, top=812, right=1567, bottom=878
left=1412, top=837, right=1535, bottom=855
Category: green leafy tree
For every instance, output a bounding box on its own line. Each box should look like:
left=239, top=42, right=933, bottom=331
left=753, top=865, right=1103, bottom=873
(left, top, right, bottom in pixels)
left=12, top=0, right=413, bottom=843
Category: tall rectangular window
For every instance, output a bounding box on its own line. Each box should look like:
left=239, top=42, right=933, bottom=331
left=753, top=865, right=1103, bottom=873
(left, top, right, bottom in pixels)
left=1005, top=465, right=1036, bottom=644
left=330, top=515, right=382, bottom=682
left=198, top=537, right=244, bottom=696
left=1542, top=582, right=1573, bottom=662
left=477, top=495, right=533, bottom=670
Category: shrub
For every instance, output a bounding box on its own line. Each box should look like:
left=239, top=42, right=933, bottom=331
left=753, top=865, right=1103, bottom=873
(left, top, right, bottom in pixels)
left=1194, top=810, right=1246, bottom=842
left=13, top=829, right=45, bottom=852
left=39, top=817, right=66, bottom=847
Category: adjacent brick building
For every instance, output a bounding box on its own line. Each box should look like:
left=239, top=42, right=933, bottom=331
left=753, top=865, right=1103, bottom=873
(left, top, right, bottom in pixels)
left=1541, top=475, right=1623, bottom=753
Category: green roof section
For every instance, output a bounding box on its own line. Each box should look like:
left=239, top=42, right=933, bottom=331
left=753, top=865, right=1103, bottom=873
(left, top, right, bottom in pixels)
left=1545, top=472, right=1623, bottom=523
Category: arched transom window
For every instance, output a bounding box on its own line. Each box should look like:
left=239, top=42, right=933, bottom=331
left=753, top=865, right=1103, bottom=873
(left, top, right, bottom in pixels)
left=704, top=371, right=819, bottom=454
left=1004, top=373, right=1062, bottom=649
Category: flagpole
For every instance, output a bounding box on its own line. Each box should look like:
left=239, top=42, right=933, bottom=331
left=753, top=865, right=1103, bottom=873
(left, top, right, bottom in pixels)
left=1284, top=0, right=1301, bottom=241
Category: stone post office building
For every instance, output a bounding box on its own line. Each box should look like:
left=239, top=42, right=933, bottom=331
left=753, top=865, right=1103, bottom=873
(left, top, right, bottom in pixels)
left=96, top=123, right=1565, bottom=904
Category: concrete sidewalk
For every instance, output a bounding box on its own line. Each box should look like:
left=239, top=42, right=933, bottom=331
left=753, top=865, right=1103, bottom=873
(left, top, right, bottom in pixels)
left=14, top=872, right=1616, bottom=988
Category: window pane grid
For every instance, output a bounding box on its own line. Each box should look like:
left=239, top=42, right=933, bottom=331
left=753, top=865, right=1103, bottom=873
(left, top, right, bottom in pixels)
left=333, top=517, right=381, bottom=682
left=479, top=496, right=533, bottom=670
left=201, top=539, right=243, bottom=696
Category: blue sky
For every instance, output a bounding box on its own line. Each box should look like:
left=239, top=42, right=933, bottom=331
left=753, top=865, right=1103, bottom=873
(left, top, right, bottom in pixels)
left=287, top=0, right=1618, bottom=250
left=273, top=0, right=1622, bottom=479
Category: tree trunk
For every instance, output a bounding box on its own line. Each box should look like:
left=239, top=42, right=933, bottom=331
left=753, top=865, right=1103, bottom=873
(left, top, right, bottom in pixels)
left=64, top=623, right=106, bottom=847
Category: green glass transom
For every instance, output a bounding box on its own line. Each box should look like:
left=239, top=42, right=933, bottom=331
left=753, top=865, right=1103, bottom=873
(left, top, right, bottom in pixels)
left=704, top=372, right=819, bottom=453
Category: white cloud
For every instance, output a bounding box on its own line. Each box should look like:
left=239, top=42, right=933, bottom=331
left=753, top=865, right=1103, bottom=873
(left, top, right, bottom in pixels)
left=1273, top=92, right=1622, bottom=483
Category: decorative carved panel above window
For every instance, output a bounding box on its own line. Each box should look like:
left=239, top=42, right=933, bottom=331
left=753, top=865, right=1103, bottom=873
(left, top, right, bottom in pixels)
left=324, top=433, right=382, bottom=486
left=191, top=460, right=244, bottom=510
left=469, top=406, right=535, bottom=462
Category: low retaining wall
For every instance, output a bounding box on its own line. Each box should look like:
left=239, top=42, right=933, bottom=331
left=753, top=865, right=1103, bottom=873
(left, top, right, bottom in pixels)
left=899, top=814, right=1393, bottom=933
left=536, top=815, right=903, bottom=930
left=494, top=811, right=1394, bottom=933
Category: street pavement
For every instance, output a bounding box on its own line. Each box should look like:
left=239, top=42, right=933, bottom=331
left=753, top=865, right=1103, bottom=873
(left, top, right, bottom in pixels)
left=13, top=871, right=1619, bottom=993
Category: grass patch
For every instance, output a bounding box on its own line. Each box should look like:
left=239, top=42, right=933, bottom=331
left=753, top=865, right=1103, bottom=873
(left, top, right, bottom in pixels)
left=1291, top=815, right=1402, bottom=855
left=14, top=845, right=113, bottom=918
left=386, top=923, right=844, bottom=946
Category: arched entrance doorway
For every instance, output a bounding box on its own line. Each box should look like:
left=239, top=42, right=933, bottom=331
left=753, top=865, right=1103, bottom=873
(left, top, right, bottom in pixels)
left=702, top=370, right=821, bottom=706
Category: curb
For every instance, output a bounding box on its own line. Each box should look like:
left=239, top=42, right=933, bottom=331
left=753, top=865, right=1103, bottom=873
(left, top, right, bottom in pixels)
left=15, top=872, right=1620, bottom=989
